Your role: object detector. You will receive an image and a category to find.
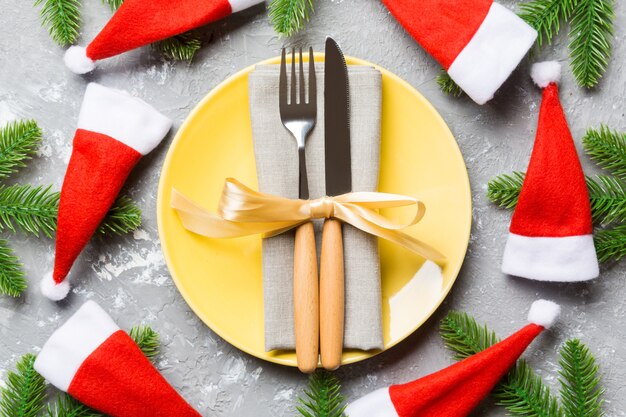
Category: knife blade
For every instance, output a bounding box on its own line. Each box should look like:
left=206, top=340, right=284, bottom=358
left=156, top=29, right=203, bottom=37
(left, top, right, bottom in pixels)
left=324, top=38, right=352, bottom=196
left=320, top=37, right=351, bottom=371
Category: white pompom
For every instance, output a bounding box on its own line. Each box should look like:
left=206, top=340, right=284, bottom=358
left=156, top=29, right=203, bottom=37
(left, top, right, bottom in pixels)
left=64, top=46, right=96, bottom=74
left=531, top=61, right=561, bottom=88
left=528, top=300, right=560, bottom=329
left=40, top=272, right=71, bottom=301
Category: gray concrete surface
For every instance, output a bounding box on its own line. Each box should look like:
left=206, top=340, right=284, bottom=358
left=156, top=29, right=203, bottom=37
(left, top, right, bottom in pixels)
left=1, top=1, right=625, bottom=415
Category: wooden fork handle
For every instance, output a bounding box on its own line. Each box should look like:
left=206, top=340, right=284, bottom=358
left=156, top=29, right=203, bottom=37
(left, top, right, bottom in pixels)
left=294, top=221, right=319, bottom=373
left=320, top=218, right=344, bottom=371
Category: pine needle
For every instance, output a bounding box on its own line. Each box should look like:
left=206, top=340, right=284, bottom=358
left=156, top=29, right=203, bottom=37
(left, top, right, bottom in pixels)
left=95, top=195, right=142, bottom=237
left=0, top=121, right=43, bottom=181
left=0, top=185, right=59, bottom=238
left=296, top=371, right=347, bottom=417
left=586, top=175, right=626, bottom=225
left=559, top=339, right=604, bottom=417
left=35, top=0, right=81, bottom=47
left=439, top=311, right=499, bottom=360
left=156, top=34, right=202, bottom=62
left=0, top=239, right=26, bottom=297
left=0, top=354, right=46, bottom=417
left=594, top=225, right=626, bottom=263
left=569, top=0, right=615, bottom=88
left=269, top=0, right=314, bottom=37
left=440, top=312, right=564, bottom=417
left=436, top=70, right=464, bottom=98
left=45, top=395, right=102, bottom=417
left=102, top=0, right=123, bottom=11
left=583, top=126, right=626, bottom=179
left=496, top=360, right=564, bottom=417
left=518, top=0, right=577, bottom=47
left=487, top=171, right=525, bottom=210
left=129, top=325, right=160, bottom=360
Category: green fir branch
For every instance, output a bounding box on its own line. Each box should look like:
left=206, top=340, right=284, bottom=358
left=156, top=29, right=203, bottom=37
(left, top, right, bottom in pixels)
left=45, top=396, right=102, bottom=417
left=45, top=324, right=160, bottom=417
left=569, top=0, right=615, bottom=88
left=102, top=0, right=123, bottom=11
left=489, top=172, right=626, bottom=263
left=439, top=311, right=499, bottom=360
left=0, top=185, right=59, bottom=238
left=518, top=0, right=616, bottom=87
left=296, top=372, right=347, bottom=417
left=559, top=339, right=604, bottom=417
left=488, top=173, right=626, bottom=226
left=594, top=225, right=626, bottom=263
left=95, top=196, right=142, bottom=237
left=436, top=71, right=464, bottom=98
left=518, top=0, right=577, bottom=47
left=440, top=312, right=564, bottom=417
left=583, top=126, right=626, bottom=179
left=156, top=34, right=202, bottom=62
left=495, top=361, right=564, bottom=417
left=487, top=171, right=525, bottom=210
left=103, top=0, right=201, bottom=61
left=269, top=0, right=314, bottom=37
left=0, top=239, right=26, bottom=297
left=585, top=175, right=626, bottom=225
left=0, top=187, right=140, bottom=297
left=129, top=325, right=160, bottom=360
left=0, top=354, right=46, bottom=417
left=35, top=0, right=81, bottom=47
left=0, top=121, right=43, bottom=181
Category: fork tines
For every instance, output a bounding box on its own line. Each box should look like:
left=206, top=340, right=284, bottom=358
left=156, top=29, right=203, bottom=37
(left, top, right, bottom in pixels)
left=279, top=47, right=316, bottom=109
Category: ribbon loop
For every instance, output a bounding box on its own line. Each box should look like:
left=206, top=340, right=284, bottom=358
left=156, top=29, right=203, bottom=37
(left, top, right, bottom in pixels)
left=171, top=179, right=445, bottom=262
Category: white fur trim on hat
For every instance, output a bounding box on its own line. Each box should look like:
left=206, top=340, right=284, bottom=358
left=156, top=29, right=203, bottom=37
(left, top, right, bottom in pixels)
left=345, top=388, right=398, bottom=417
left=528, top=300, right=560, bottom=329
left=502, top=233, right=599, bottom=282
left=531, top=61, right=562, bottom=88
left=447, top=3, right=537, bottom=105
left=40, top=271, right=71, bottom=301
left=34, top=301, right=119, bottom=392
left=77, top=83, right=173, bottom=155
left=228, top=0, right=264, bottom=13
left=64, top=46, right=96, bottom=75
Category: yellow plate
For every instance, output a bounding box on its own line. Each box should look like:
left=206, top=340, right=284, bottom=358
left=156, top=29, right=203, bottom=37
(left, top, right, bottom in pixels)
left=157, top=54, right=471, bottom=367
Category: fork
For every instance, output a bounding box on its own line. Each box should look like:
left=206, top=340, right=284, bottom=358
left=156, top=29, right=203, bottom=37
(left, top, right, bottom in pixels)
left=279, top=47, right=318, bottom=373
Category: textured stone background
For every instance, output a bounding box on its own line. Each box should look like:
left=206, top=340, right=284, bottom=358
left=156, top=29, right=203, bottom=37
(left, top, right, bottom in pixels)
left=1, top=1, right=625, bottom=416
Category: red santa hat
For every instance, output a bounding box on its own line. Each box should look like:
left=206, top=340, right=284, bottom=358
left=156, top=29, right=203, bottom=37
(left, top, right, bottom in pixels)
left=41, top=83, right=172, bottom=300
left=345, top=300, right=560, bottom=417
left=64, top=0, right=264, bottom=74
left=502, top=61, right=599, bottom=282
left=34, top=301, right=201, bottom=417
left=381, top=0, right=537, bottom=104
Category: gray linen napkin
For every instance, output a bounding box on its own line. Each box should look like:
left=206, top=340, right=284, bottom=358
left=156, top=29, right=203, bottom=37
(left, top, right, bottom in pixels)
left=249, top=64, right=383, bottom=352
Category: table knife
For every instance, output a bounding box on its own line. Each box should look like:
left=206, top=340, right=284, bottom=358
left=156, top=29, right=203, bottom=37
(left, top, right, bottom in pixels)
left=320, top=37, right=351, bottom=370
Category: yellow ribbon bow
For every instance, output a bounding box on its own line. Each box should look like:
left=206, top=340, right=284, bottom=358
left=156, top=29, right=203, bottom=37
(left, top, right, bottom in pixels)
left=171, top=178, right=445, bottom=262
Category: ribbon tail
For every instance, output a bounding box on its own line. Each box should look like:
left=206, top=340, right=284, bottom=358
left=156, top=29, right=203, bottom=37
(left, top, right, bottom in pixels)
left=376, top=228, right=447, bottom=263
left=338, top=214, right=446, bottom=263
left=171, top=189, right=300, bottom=238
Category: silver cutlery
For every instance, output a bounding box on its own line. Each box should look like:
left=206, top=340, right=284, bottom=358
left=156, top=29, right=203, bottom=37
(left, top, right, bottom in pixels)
left=320, top=37, right=351, bottom=370
left=279, top=47, right=319, bottom=373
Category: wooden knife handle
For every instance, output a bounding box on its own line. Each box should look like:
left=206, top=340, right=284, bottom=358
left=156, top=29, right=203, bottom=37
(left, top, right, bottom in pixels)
left=294, top=221, right=319, bottom=374
left=320, top=218, right=345, bottom=371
